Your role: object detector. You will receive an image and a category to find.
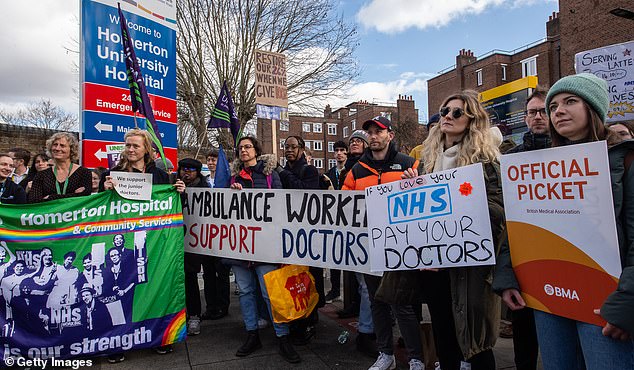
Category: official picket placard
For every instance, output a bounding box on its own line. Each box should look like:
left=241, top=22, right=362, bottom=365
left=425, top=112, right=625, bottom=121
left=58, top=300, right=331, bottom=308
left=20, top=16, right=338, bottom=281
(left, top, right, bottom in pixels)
left=501, top=142, right=621, bottom=325
left=254, top=49, right=288, bottom=108
left=365, top=163, right=494, bottom=272
left=183, top=189, right=371, bottom=273
left=575, top=40, right=634, bottom=122
left=0, top=186, right=185, bottom=361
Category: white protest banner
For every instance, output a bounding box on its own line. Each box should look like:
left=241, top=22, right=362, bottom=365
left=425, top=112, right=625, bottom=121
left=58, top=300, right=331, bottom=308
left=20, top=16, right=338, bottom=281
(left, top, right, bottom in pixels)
left=365, top=163, right=494, bottom=272
left=575, top=40, right=634, bottom=122
left=110, top=171, right=153, bottom=200
left=501, top=142, right=621, bottom=326
left=182, top=188, right=371, bottom=273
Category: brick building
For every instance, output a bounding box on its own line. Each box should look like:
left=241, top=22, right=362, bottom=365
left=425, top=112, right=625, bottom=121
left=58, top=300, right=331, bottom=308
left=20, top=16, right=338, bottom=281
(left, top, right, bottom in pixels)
left=427, top=0, right=633, bottom=117
left=256, top=95, right=418, bottom=172
left=0, top=123, right=77, bottom=158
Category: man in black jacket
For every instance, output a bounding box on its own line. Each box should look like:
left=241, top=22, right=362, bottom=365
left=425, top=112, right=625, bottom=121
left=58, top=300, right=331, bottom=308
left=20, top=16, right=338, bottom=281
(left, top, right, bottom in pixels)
left=506, top=86, right=551, bottom=154
left=276, top=136, right=323, bottom=345
left=0, top=153, right=26, bottom=204
left=323, top=141, right=348, bottom=302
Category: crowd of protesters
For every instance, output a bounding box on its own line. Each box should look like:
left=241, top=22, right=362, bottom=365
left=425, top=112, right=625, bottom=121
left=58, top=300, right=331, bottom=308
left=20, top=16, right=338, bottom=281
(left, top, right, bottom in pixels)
left=0, top=72, right=633, bottom=369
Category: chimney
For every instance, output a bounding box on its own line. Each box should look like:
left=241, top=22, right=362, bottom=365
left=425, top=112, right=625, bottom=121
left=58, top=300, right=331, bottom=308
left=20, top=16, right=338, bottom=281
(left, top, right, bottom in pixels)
left=324, top=104, right=332, bottom=118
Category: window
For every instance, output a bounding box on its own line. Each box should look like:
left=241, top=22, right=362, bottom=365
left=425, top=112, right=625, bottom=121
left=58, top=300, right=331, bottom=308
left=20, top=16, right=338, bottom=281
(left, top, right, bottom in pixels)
left=280, top=121, right=289, bottom=131
left=328, top=159, right=337, bottom=169
left=327, top=123, right=337, bottom=135
left=501, top=64, right=507, bottom=81
left=313, top=140, right=323, bottom=151
left=349, top=109, right=356, bottom=116
left=279, top=139, right=285, bottom=149
left=313, top=158, right=324, bottom=169
left=305, top=141, right=311, bottom=150
left=476, top=69, right=483, bottom=86
left=328, top=141, right=335, bottom=152
left=313, top=123, right=322, bottom=133
left=302, top=123, right=311, bottom=132
left=351, top=119, right=356, bottom=130
left=521, top=56, right=538, bottom=77
left=343, top=126, right=349, bottom=137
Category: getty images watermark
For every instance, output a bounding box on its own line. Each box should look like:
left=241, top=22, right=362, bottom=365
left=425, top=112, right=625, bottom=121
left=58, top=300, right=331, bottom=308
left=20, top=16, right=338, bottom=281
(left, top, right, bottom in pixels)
left=4, top=356, right=93, bottom=369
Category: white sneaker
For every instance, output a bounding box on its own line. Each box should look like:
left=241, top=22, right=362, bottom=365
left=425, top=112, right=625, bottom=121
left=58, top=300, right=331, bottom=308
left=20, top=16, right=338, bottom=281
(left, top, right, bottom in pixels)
left=409, top=359, right=425, bottom=370
left=434, top=361, right=441, bottom=370
left=187, top=316, right=201, bottom=335
left=368, top=352, right=396, bottom=370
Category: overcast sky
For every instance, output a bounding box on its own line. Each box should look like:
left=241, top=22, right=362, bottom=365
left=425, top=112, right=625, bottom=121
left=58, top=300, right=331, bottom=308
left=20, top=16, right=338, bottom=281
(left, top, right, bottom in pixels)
left=0, top=0, right=558, bottom=122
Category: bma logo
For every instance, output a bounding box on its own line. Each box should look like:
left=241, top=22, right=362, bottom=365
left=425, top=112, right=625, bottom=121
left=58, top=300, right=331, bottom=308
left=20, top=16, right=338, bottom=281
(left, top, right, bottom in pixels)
left=544, top=284, right=580, bottom=301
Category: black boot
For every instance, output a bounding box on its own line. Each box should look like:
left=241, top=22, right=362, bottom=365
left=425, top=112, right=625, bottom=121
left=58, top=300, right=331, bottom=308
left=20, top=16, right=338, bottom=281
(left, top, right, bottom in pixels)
left=236, top=330, right=262, bottom=357
left=278, top=335, right=301, bottom=363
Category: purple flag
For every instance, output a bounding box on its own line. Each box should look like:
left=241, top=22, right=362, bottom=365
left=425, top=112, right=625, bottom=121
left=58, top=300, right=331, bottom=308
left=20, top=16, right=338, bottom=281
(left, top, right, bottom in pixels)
left=207, top=81, right=241, bottom=146
left=117, top=3, right=167, bottom=165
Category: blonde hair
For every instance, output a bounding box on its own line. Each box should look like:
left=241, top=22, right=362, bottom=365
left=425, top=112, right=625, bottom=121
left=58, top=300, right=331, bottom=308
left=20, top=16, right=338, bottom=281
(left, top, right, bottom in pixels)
left=421, top=90, right=499, bottom=173
left=46, top=132, right=79, bottom=163
left=115, top=129, right=155, bottom=170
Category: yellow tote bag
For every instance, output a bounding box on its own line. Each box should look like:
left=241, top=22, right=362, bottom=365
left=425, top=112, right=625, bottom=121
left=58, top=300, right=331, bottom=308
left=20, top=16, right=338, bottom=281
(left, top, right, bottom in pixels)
left=263, top=265, right=319, bottom=324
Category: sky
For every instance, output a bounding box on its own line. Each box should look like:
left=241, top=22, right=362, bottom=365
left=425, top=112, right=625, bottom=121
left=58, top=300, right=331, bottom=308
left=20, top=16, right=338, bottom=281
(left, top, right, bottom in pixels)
left=0, top=0, right=559, bottom=124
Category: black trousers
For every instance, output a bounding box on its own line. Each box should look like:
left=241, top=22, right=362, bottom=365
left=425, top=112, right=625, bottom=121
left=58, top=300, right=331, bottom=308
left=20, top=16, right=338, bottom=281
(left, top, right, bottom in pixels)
left=184, top=253, right=230, bottom=317
left=364, top=274, right=423, bottom=361
left=328, top=269, right=341, bottom=294
left=512, top=307, right=538, bottom=370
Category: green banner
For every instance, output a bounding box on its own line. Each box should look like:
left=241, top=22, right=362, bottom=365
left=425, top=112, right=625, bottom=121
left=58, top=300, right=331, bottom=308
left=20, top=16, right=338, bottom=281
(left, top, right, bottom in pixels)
left=0, top=185, right=185, bottom=360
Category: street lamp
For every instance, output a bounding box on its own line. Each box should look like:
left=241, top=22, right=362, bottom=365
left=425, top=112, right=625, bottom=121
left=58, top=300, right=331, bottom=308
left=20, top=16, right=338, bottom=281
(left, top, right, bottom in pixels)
left=610, top=8, right=634, bottom=20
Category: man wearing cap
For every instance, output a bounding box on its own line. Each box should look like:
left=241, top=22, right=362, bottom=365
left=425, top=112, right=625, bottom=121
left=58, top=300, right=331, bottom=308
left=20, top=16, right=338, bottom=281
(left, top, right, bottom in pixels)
left=343, top=116, right=424, bottom=370
left=178, top=159, right=230, bottom=335
left=80, top=284, right=112, bottom=332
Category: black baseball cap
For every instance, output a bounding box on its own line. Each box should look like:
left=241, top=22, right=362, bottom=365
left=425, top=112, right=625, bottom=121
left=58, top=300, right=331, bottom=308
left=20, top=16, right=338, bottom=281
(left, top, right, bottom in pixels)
left=362, top=116, right=392, bottom=131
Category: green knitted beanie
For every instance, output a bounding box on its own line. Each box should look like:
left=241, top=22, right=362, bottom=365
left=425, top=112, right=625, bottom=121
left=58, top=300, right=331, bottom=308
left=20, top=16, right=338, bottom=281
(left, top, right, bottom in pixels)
left=545, top=73, right=609, bottom=121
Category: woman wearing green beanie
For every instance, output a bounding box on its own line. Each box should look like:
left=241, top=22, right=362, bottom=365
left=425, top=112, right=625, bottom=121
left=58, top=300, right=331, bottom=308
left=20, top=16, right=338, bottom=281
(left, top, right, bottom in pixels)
left=506, top=73, right=634, bottom=369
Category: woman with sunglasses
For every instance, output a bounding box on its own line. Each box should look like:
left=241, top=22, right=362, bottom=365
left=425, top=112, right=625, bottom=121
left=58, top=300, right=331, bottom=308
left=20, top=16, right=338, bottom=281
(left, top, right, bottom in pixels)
left=500, top=74, right=634, bottom=369
left=403, top=90, right=505, bottom=370
left=28, top=133, right=92, bottom=203
left=228, top=136, right=301, bottom=364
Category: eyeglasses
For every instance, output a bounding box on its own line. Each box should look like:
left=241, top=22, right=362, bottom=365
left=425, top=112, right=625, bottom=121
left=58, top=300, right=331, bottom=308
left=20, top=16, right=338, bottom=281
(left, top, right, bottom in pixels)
left=439, top=106, right=471, bottom=119
left=182, top=167, right=197, bottom=172
left=349, top=138, right=364, bottom=145
left=284, top=144, right=300, bottom=150
left=238, top=144, right=254, bottom=151
left=526, top=108, right=546, bottom=117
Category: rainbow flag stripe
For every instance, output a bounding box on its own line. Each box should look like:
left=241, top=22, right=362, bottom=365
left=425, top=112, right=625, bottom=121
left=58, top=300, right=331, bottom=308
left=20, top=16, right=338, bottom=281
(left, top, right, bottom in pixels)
left=161, top=309, right=187, bottom=345
left=122, top=0, right=177, bottom=24
left=0, top=214, right=183, bottom=243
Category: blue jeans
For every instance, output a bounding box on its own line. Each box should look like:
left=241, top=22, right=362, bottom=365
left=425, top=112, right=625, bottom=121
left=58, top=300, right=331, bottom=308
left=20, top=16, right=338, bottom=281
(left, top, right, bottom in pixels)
left=356, top=272, right=374, bottom=334
left=534, top=310, right=634, bottom=370
left=232, top=264, right=289, bottom=337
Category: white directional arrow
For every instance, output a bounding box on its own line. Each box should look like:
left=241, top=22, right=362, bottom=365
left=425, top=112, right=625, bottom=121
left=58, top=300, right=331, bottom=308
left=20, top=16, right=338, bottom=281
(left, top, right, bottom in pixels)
left=95, top=121, right=113, bottom=133
left=94, top=149, right=108, bottom=161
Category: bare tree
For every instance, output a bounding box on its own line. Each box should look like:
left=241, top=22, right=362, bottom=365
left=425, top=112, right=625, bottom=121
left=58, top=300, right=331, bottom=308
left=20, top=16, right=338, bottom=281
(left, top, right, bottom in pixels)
left=392, top=118, right=428, bottom=155
left=0, top=99, right=78, bottom=131
left=176, top=0, right=359, bottom=149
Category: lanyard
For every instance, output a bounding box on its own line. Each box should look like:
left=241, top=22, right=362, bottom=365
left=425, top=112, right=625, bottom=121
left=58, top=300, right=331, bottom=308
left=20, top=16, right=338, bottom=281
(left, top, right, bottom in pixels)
left=54, top=163, right=73, bottom=195
left=0, top=181, right=5, bottom=199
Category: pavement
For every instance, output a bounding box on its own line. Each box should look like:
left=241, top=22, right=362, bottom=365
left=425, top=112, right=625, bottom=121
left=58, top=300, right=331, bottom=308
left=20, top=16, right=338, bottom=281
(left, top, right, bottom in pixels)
left=81, top=275, right=532, bottom=370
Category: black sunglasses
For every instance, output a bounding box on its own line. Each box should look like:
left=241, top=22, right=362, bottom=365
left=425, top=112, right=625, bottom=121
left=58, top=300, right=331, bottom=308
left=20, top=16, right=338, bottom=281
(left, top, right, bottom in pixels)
left=439, top=106, right=471, bottom=119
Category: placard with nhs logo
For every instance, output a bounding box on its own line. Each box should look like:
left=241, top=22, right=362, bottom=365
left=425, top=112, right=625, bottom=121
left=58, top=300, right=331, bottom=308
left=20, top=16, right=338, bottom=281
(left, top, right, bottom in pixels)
left=365, top=163, right=494, bottom=271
